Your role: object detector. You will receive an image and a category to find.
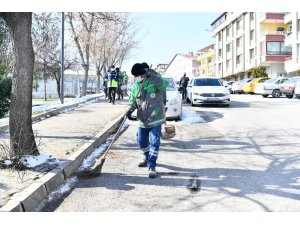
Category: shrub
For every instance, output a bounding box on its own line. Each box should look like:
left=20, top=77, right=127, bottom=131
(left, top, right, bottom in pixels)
left=0, top=77, right=12, bottom=118
left=251, top=66, right=268, bottom=78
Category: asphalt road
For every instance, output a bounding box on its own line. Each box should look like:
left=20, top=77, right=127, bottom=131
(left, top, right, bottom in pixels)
left=41, top=94, right=300, bottom=212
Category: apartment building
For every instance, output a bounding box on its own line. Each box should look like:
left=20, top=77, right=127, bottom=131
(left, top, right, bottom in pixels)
left=164, top=53, right=200, bottom=81
left=196, top=44, right=216, bottom=77
left=284, top=12, right=300, bottom=74
left=211, top=12, right=293, bottom=81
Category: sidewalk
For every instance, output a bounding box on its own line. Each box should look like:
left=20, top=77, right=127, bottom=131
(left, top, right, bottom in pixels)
left=0, top=98, right=128, bottom=210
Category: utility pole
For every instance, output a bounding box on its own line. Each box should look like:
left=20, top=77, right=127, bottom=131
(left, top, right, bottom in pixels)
left=60, top=12, right=65, bottom=104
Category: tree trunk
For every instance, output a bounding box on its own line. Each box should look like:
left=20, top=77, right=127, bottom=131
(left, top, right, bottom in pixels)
left=55, top=78, right=61, bottom=99
left=82, top=65, right=88, bottom=96
left=1, top=13, right=38, bottom=156
left=96, top=69, right=101, bottom=94
left=43, top=73, right=47, bottom=101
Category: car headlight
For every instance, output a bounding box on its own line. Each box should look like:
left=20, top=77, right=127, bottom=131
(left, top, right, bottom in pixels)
left=193, top=92, right=200, bottom=96
left=170, top=95, right=181, bottom=105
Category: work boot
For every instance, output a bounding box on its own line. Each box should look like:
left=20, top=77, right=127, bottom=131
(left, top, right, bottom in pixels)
left=138, top=159, right=147, bottom=167
left=148, top=168, right=157, bottom=178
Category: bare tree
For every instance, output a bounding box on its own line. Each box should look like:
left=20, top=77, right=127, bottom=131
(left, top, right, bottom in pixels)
left=67, top=12, right=123, bottom=96
left=0, top=13, right=38, bottom=156
left=32, top=13, right=78, bottom=99
left=90, top=13, right=139, bottom=93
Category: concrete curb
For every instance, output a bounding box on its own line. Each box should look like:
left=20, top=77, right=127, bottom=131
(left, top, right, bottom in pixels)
left=0, top=114, right=124, bottom=212
left=0, top=95, right=102, bottom=133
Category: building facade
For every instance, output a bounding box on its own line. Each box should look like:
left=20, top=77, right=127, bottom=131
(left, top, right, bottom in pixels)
left=196, top=44, right=216, bottom=77
left=154, top=63, right=168, bottom=74
left=211, top=12, right=293, bottom=81
left=284, top=12, right=300, bottom=74
left=164, top=53, right=200, bottom=81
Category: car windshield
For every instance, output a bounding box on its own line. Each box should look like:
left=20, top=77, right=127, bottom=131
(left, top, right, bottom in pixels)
left=263, top=78, right=277, bottom=83
left=164, top=78, right=176, bottom=91
left=285, top=77, right=300, bottom=84
left=194, top=78, right=222, bottom=86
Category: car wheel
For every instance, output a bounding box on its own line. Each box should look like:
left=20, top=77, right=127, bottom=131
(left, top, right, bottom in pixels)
left=262, top=95, right=268, bottom=98
left=190, top=94, right=195, bottom=107
left=272, top=89, right=281, bottom=98
left=286, top=95, right=293, bottom=99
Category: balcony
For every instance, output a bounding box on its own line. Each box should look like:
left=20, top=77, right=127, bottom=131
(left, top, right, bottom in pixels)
left=259, top=13, right=285, bottom=23
left=284, top=32, right=293, bottom=47
left=260, top=51, right=292, bottom=63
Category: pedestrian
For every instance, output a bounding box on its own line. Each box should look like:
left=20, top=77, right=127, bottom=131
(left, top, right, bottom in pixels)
left=179, top=72, right=189, bottom=100
left=125, top=63, right=168, bottom=178
left=107, top=65, right=119, bottom=104
left=116, top=67, right=124, bottom=100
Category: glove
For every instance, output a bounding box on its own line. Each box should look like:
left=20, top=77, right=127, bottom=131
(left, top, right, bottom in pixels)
left=125, top=108, right=134, bottom=120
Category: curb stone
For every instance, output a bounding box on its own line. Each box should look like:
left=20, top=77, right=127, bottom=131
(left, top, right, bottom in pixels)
left=0, top=114, right=124, bottom=212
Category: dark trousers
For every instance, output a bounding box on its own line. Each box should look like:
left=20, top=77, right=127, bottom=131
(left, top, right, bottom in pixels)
left=182, top=86, right=187, bottom=100
left=108, top=87, right=117, bottom=103
left=117, top=85, right=124, bottom=99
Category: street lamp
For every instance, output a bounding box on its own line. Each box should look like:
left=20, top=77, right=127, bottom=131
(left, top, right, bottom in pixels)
left=60, top=12, right=65, bottom=104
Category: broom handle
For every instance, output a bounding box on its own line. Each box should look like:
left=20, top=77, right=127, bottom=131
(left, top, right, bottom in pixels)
left=102, top=115, right=127, bottom=159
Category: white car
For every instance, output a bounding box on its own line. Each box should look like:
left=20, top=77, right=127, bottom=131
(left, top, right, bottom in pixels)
left=131, top=76, right=182, bottom=120
left=254, top=77, right=289, bottom=98
left=231, top=78, right=253, bottom=94
left=186, top=77, right=230, bottom=106
left=295, top=81, right=300, bottom=99
left=163, top=76, right=182, bottom=120
left=223, top=80, right=235, bottom=94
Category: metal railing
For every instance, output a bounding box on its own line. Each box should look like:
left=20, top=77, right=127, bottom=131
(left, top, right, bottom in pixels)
left=266, top=51, right=292, bottom=55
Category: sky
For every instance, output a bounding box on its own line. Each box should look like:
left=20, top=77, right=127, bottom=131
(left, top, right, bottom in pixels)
left=122, top=12, right=219, bottom=74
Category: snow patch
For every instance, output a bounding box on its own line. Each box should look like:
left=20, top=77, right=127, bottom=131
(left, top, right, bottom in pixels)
left=20, top=152, right=62, bottom=168
left=4, top=160, right=12, bottom=166
left=78, top=144, right=108, bottom=171
left=32, top=93, right=103, bottom=114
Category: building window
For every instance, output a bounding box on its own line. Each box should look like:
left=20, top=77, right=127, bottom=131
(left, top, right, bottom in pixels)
left=237, top=37, right=242, bottom=48
left=236, top=17, right=243, bottom=31
left=226, top=59, right=231, bottom=71
left=297, top=44, right=300, bottom=60
left=207, top=57, right=212, bottom=63
left=250, top=30, right=254, bottom=41
left=208, top=66, right=214, bottom=73
left=250, top=12, right=254, bottom=21
left=266, top=41, right=292, bottom=55
left=298, top=19, right=300, bottom=31
left=226, top=42, right=232, bottom=53
left=218, top=48, right=222, bottom=57
left=250, top=48, right=256, bottom=59
left=226, top=26, right=231, bottom=38
left=236, top=54, right=243, bottom=66
left=218, top=33, right=222, bottom=42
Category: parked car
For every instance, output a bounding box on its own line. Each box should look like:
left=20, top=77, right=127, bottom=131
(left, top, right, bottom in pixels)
left=254, top=77, right=289, bottom=98
left=131, top=76, right=182, bottom=120
left=231, top=78, right=253, bottom=94
left=243, top=77, right=270, bottom=94
left=295, top=81, right=300, bottom=99
left=163, top=76, right=183, bottom=120
left=223, top=80, right=235, bottom=94
left=186, top=77, right=230, bottom=106
left=280, top=77, right=300, bottom=98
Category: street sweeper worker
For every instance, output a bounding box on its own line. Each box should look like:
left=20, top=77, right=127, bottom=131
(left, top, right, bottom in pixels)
left=125, top=63, right=168, bottom=178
